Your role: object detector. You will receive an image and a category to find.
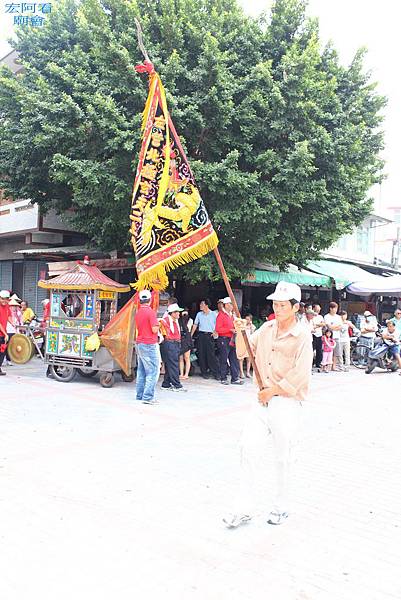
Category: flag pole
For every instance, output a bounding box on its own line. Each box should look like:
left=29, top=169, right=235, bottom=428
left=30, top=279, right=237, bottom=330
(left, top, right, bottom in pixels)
left=134, top=18, right=151, bottom=62
left=213, top=247, right=265, bottom=390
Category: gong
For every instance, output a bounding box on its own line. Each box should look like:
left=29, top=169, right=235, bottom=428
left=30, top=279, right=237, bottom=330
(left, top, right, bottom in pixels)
left=7, top=334, right=34, bottom=364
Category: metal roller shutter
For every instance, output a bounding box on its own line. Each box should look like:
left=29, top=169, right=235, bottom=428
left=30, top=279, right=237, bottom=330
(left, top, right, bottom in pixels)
left=0, top=261, right=13, bottom=291
left=23, top=261, right=49, bottom=316
left=36, top=262, right=49, bottom=313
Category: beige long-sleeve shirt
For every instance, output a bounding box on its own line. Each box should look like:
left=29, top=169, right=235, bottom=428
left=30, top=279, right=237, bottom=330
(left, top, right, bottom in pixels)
left=236, top=320, right=313, bottom=401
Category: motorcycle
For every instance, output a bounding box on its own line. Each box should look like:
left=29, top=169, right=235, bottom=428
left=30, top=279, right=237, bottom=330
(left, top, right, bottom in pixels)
left=365, top=335, right=399, bottom=374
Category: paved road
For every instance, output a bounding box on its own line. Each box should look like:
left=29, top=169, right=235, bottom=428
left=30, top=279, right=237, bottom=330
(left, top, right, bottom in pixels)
left=1, top=358, right=400, bottom=600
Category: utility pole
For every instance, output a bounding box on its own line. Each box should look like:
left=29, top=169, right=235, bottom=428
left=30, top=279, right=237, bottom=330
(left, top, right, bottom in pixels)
left=395, top=226, right=401, bottom=269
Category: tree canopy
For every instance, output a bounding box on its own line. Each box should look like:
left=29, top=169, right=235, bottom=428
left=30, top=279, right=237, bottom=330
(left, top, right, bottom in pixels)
left=0, top=0, right=386, bottom=280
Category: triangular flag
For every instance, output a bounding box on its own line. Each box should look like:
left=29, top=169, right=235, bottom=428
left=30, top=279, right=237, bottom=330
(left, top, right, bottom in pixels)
left=100, top=297, right=136, bottom=375
left=130, top=61, right=218, bottom=290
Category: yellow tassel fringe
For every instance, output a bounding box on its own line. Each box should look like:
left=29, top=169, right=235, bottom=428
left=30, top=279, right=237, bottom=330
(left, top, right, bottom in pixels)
left=131, top=232, right=219, bottom=291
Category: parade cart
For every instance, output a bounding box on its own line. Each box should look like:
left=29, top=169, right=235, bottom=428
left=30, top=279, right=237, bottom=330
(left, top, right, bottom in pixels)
left=38, top=259, right=133, bottom=387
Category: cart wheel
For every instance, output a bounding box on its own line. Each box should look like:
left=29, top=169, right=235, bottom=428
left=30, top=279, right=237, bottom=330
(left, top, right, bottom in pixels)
left=100, top=372, right=115, bottom=388
left=7, top=334, right=34, bottom=364
left=121, top=370, right=135, bottom=382
left=77, top=368, right=98, bottom=378
left=365, top=358, right=375, bottom=374
left=50, top=365, right=77, bottom=383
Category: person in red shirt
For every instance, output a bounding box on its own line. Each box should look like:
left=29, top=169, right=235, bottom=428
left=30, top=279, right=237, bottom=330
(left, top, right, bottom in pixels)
left=215, top=297, right=243, bottom=385
left=0, top=290, right=11, bottom=376
left=135, top=290, right=161, bottom=404
left=41, top=298, right=50, bottom=328
left=161, top=303, right=186, bottom=391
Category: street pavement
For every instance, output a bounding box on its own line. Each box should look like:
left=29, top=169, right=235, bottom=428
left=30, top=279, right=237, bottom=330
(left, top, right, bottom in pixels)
left=1, top=358, right=400, bottom=600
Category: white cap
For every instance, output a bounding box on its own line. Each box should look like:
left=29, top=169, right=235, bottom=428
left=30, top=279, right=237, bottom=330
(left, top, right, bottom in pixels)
left=167, top=303, right=184, bottom=313
left=42, top=298, right=50, bottom=304
left=9, top=298, right=20, bottom=306
left=139, top=290, right=152, bottom=303
left=266, top=281, right=302, bottom=303
left=221, top=297, right=232, bottom=305
left=10, top=293, right=22, bottom=302
left=0, top=290, right=10, bottom=299
left=364, top=310, right=373, bottom=317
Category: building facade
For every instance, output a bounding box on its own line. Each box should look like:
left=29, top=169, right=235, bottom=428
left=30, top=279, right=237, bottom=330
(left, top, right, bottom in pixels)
left=0, top=193, right=86, bottom=312
left=324, top=214, right=393, bottom=268
left=0, top=50, right=86, bottom=313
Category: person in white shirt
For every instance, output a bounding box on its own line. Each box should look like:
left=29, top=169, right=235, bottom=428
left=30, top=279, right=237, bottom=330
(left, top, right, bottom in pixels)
left=305, top=309, right=315, bottom=333
left=338, top=310, right=359, bottom=371
left=239, top=314, right=256, bottom=378
left=390, top=308, right=401, bottom=334
left=324, top=301, right=343, bottom=370
left=296, top=302, right=307, bottom=324
left=360, top=310, right=378, bottom=348
left=312, top=303, right=325, bottom=370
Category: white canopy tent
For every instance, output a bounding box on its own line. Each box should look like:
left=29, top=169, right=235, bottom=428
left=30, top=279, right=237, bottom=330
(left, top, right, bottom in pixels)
left=347, top=275, right=401, bottom=296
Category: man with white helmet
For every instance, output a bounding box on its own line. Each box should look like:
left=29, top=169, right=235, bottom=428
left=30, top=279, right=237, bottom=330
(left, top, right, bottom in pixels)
left=160, top=302, right=186, bottom=392
left=360, top=310, right=378, bottom=348
left=224, top=281, right=312, bottom=528
left=215, top=297, right=243, bottom=385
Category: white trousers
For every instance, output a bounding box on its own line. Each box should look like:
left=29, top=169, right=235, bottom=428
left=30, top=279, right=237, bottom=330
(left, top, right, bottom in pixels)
left=236, top=396, right=303, bottom=515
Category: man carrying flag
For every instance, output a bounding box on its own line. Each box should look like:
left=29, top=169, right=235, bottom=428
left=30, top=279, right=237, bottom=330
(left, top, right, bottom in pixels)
left=224, top=282, right=312, bottom=528
left=98, top=56, right=220, bottom=382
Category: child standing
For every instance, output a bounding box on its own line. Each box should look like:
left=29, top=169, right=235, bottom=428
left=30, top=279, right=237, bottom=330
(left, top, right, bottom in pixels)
left=321, top=327, right=336, bottom=372
left=239, top=314, right=256, bottom=378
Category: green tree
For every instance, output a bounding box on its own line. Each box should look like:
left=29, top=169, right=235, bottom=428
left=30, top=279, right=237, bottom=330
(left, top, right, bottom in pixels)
left=0, top=0, right=386, bottom=280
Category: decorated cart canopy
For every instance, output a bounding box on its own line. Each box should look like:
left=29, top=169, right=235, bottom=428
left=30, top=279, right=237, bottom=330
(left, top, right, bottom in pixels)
left=38, top=261, right=130, bottom=293
left=38, top=259, right=134, bottom=385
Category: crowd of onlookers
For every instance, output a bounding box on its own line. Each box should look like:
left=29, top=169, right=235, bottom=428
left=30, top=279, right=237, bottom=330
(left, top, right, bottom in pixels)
left=298, top=301, right=401, bottom=373
left=156, top=296, right=401, bottom=387
left=158, top=295, right=246, bottom=389
left=135, top=292, right=251, bottom=403
left=2, top=285, right=401, bottom=384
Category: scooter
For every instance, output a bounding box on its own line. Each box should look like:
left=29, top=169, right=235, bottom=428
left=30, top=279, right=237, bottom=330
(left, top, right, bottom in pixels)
left=365, top=336, right=399, bottom=374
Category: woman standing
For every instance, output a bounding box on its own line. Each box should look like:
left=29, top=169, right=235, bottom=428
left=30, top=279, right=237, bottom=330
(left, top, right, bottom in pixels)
left=7, top=298, right=23, bottom=333
left=179, top=309, right=193, bottom=380
left=6, top=298, right=23, bottom=363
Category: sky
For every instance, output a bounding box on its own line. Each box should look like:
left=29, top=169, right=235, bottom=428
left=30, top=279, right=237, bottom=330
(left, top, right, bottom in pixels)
left=240, top=0, right=400, bottom=212
left=0, top=0, right=399, bottom=210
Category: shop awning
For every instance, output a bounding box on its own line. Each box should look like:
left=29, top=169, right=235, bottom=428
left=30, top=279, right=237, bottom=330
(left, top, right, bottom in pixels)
left=242, top=267, right=331, bottom=287
left=347, top=275, right=401, bottom=296
left=307, top=260, right=373, bottom=289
